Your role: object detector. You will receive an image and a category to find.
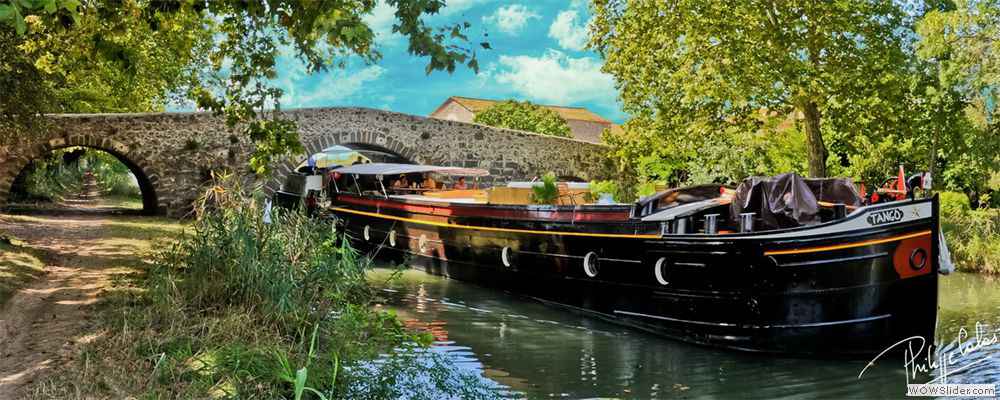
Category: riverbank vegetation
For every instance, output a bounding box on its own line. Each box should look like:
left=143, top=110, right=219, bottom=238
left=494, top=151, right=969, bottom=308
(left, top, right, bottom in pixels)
left=940, top=192, right=1000, bottom=274
left=27, top=179, right=499, bottom=399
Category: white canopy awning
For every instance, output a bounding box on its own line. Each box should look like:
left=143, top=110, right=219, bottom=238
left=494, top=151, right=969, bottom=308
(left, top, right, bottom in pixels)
left=333, top=163, right=490, bottom=177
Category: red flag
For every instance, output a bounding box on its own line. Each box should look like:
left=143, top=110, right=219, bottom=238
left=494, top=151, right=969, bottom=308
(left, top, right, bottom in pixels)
left=896, top=165, right=906, bottom=200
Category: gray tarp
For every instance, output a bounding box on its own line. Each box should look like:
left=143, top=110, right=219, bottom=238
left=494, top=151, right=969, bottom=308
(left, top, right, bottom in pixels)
left=731, top=173, right=862, bottom=229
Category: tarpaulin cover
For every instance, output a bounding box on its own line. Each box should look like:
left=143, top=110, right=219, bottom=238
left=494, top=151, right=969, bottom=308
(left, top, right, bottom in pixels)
left=731, top=173, right=862, bottom=229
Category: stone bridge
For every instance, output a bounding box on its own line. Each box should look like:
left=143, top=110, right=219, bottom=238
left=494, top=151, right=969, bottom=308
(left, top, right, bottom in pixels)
left=0, top=108, right=611, bottom=216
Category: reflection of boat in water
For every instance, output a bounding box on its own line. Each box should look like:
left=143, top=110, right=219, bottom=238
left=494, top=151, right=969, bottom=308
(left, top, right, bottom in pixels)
left=279, top=162, right=942, bottom=356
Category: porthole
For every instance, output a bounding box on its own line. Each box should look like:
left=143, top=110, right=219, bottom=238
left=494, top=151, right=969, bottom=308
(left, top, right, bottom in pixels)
left=418, top=234, right=428, bottom=253
left=389, top=230, right=397, bottom=247
left=501, top=246, right=514, bottom=268
left=909, top=248, right=928, bottom=271
left=363, top=225, right=371, bottom=241
left=654, top=257, right=670, bottom=285
left=583, top=252, right=599, bottom=278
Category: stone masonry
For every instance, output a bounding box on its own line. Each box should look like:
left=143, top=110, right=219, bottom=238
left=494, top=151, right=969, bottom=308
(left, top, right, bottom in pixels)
left=0, top=107, right=611, bottom=217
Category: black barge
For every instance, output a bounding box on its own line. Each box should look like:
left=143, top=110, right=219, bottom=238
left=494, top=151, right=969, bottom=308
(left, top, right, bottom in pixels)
left=279, top=163, right=941, bottom=356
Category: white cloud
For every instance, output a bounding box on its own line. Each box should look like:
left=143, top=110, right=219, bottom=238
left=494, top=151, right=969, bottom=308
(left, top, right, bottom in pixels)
left=494, top=49, right=616, bottom=106
left=483, top=4, right=540, bottom=35
left=440, top=0, right=492, bottom=16
left=548, top=8, right=589, bottom=51
left=286, top=65, right=387, bottom=107
left=363, top=1, right=400, bottom=42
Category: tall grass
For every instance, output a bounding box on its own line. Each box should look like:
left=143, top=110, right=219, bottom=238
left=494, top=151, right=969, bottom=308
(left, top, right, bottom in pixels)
left=153, top=182, right=368, bottom=323
left=123, top=174, right=500, bottom=398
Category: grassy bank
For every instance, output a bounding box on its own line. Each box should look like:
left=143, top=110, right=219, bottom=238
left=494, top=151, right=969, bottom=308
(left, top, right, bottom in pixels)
left=0, top=234, right=46, bottom=306
left=940, top=192, right=1000, bottom=274
left=27, top=184, right=499, bottom=399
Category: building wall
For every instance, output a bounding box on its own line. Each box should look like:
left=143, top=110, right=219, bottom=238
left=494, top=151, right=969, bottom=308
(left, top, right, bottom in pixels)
left=429, top=101, right=475, bottom=123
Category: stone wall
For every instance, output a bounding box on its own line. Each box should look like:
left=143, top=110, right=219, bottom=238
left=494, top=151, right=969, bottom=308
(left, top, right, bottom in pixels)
left=0, top=107, right=611, bottom=217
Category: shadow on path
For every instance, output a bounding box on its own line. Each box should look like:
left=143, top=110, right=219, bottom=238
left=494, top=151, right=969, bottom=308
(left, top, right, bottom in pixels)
left=0, top=200, right=174, bottom=398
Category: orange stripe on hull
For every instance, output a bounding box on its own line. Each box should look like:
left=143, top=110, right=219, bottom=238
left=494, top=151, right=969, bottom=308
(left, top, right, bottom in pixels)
left=764, top=230, right=932, bottom=256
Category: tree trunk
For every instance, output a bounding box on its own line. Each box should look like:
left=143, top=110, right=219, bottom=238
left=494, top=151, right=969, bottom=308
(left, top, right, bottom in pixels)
left=800, top=101, right=827, bottom=178
left=928, top=126, right=939, bottom=190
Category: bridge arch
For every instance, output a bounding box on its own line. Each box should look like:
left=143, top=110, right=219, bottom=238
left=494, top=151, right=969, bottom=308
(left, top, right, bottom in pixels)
left=1, top=134, right=164, bottom=215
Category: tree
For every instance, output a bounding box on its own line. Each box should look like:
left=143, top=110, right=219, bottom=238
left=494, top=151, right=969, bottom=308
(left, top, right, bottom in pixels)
left=591, top=0, right=913, bottom=177
left=473, top=100, right=572, bottom=138
left=1, top=1, right=208, bottom=138
left=918, top=0, right=1000, bottom=127
left=916, top=0, right=1000, bottom=201
left=1, top=0, right=485, bottom=174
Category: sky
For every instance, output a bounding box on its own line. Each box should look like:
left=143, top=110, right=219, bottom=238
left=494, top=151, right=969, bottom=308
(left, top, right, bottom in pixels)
left=269, top=0, right=627, bottom=124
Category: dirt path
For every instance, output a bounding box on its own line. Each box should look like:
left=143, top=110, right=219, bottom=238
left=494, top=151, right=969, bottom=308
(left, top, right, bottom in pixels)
left=0, top=206, right=152, bottom=399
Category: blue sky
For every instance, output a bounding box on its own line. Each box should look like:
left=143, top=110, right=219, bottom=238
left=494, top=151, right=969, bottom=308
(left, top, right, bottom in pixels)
left=270, top=0, right=626, bottom=123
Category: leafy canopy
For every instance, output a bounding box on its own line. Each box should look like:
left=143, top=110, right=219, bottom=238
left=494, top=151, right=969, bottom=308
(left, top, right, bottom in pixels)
left=591, top=0, right=913, bottom=178
left=2, top=0, right=485, bottom=174
left=473, top=100, right=572, bottom=138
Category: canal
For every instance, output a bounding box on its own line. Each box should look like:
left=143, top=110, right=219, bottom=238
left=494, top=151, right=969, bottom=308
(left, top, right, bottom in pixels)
left=368, top=268, right=1000, bottom=399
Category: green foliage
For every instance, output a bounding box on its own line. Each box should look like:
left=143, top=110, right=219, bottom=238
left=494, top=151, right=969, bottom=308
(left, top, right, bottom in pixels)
left=941, top=198, right=1000, bottom=274
left=530, top=172, right=559, bottom=204
left=16, top=151, right=84, bottom=202
left=0, top=0, right=79, bottom=36
left=1, top=1, right=210, bottom=143
left=588, top=180, right=618, bottom=202
left=592, top=0, right=913, bottom=178
left=473, top=100, right=572, bottom=138
left=940, top=191, right=972, bottom=217
left=917, top=0, right=1000, bottom=127
left=86, top=150, right=141, bottom=197
left=635, top=181, right=658, bottom=199
left=274, top=325, right=339, bottom=400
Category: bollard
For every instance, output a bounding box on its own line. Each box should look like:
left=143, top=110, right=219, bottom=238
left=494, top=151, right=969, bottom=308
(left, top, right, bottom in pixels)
left=704, top=214, right=719, bottom=235
left=674, top=216, right=690, bottom=234
left=739, top=212, right=755, bottom=233
left=833, top=204, right=847, bottom=220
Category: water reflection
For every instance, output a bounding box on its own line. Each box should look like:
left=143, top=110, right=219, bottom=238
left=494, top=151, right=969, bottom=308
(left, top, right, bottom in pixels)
left=369, top=269, right=1000, bottom=399
left=931, top=273, right=1000, bottom=388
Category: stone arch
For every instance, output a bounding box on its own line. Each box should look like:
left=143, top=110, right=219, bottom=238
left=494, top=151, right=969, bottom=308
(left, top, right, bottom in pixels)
left=0, top=134, right=165, bottom=215
left=266, top=129, right=423, bottom=193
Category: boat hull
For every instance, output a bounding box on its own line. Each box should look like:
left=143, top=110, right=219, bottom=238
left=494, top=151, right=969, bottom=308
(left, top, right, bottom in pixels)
left=326, top=194, right=939, bottom=357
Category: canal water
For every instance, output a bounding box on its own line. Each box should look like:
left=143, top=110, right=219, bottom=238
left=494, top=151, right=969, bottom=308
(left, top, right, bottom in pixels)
left=368, top=269, right=1000, bottom=399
